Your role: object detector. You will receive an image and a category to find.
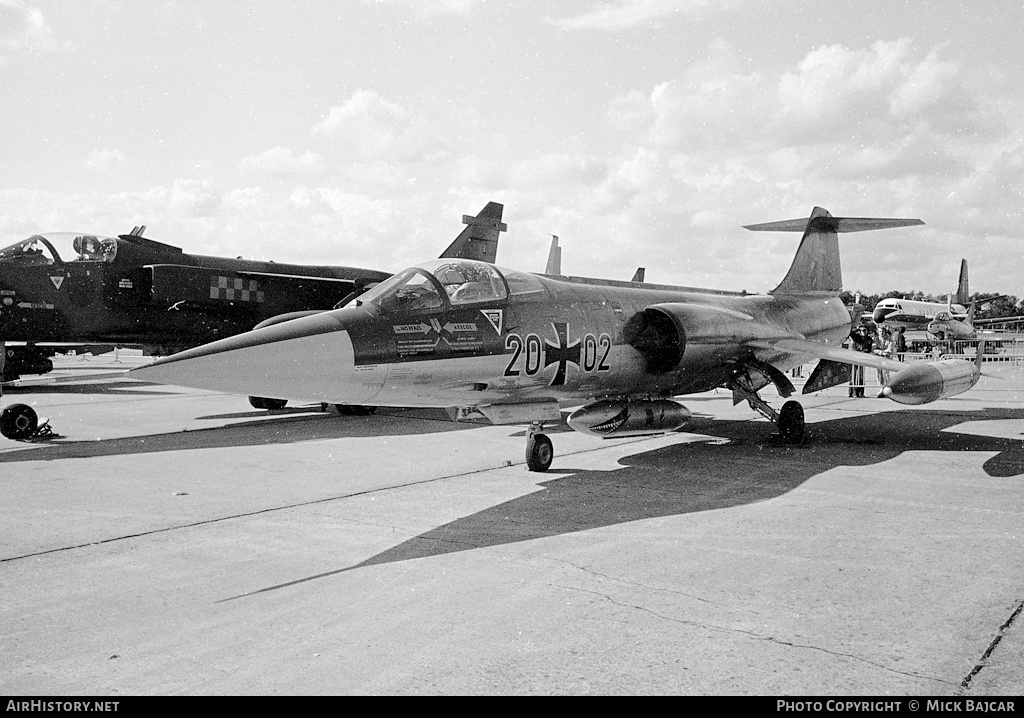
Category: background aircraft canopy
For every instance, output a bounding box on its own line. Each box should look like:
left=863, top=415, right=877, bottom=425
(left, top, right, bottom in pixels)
left=0, top=232, right=118, bottom=265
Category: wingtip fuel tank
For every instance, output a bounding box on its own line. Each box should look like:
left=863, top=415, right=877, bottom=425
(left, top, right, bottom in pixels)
left=878, top=356, right=982, bottom=405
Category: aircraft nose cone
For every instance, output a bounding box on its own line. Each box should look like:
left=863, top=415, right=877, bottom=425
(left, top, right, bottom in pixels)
left=130, top=309, right=365, bottom=403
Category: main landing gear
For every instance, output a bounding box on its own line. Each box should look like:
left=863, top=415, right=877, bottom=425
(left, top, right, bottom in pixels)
left=726, top=361, right=806, bottom=445
left=729, top=381, right=805, bottom=445
left=526, top=422, right=553, bottom=472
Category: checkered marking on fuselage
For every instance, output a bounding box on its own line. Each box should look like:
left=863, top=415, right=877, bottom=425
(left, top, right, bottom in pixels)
left=210, top=276, right=264, bottom=302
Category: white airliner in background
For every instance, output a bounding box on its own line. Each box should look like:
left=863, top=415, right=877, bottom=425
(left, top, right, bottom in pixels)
left=872, top=259, right=970, bottom=329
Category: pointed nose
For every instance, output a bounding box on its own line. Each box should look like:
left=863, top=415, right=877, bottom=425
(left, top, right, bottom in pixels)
left=130, top=309, right=372, bottom=403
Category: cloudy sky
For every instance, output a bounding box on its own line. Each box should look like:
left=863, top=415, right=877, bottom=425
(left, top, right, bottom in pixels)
left=2, top=0, right=1022, bottom=297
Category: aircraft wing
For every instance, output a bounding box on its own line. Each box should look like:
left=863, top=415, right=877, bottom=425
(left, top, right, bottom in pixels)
left=2, top=369, right=132, bottom=388
left=234, top=270, right=355, bottom=283
left=884, top=313, right=933, bottom=325
left=748, top=337, right=905, bottom=373
left=973, top=315, right=1024, bottom=327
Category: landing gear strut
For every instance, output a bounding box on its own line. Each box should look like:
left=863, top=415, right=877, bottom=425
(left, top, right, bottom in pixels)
left=526, top=422, right=553, bottom=472
left=728, top=378, right=806, bottom=445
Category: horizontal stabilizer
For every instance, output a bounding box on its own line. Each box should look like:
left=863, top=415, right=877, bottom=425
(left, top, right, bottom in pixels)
left=744, top=217, right=924, bottom=233
left=747, top=206, right=924, bottom=295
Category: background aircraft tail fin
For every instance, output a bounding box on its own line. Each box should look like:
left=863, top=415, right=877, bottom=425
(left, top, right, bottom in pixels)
left=439, top=202, right=507, bottom=263
left=745, top=208, right=924, bottom=296
left=955, top=259, right=970, bottom=305
left=545, top=235, right=561, bottom=274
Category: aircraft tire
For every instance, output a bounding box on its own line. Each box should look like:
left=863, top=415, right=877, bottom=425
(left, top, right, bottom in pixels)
left=249, top=396, right=288, bottom=410
left=778, top=400, right=805, bottom=445
left=526, top=433, right=554, bottom=472
left=1, top=403, right=38, bottom=441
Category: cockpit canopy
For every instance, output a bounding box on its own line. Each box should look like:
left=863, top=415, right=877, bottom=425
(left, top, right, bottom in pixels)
left=359, top=259, right=545, bottom=313
left=0, top=233, right=118, bottom=265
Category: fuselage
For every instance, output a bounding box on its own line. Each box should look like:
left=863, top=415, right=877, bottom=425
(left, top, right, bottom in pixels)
left=134, top=258, right=853, bottom=408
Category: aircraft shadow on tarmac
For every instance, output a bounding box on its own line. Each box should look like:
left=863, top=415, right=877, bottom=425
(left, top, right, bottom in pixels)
left=226, top=407, right=1024, bottom=600
left=2, top=380, right=173, bottom=396
left=0, top=407, right=479, bottom=462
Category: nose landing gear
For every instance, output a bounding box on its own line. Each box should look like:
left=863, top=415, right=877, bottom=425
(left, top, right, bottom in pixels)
left=526, top=422, right=553, bottom=472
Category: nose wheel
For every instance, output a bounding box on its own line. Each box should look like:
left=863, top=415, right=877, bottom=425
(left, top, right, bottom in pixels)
left=526, top=424, right=553, bottom=472
left=1, top=403, right=41, bottom=440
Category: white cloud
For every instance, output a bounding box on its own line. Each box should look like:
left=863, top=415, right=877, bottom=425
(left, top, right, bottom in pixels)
left=362, top=0, right=479, bottom=15
left=239, top=147, right=326, bottom=177
left=313, top=89, right=445, bottom=162
left=86, top=149, right=126, bottom=172
left=551, top=0, right=733, bottom=30
left=0, top=0, right=68, bottom=56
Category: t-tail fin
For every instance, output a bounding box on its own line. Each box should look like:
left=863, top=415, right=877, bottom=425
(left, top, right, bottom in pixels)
left=744, top=207, right=924, bottom=296
left=439, top=202, right=507, bottom=263
left=955, top=259, right=969, bottom=306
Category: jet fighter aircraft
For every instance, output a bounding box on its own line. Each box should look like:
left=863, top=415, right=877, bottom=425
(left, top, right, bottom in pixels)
left=43, top=206, right=985, bottom=470
left=0, top=203, right=507, bottom=382
left=0, top=227, right=389, bottom=381
left=925, top=297, right=1021, bottom=341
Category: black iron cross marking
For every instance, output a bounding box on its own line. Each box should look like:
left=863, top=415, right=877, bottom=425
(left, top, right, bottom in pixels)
left=544, top=322, right=581, bottom=386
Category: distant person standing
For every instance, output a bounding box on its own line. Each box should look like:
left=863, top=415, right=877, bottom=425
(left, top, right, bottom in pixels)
left=849, top=326, right=873, bottom=397
left=875, top=331, right=896, bottom=388
left=894, top=327, right=908, bottom=361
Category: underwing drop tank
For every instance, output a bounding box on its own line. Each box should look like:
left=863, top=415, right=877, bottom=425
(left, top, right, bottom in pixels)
left=568, top=399, right=691, bottom=438
left=880, top=359, right=981, bottom=405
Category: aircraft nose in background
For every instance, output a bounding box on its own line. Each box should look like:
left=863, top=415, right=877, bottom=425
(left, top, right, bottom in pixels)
left=872, top=305, right=893, bottom=324
left=129, top=309, right=374, bottom=404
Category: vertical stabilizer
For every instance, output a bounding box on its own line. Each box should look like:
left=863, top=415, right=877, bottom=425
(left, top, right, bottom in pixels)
left=750, top=207, right=842, bottom=295
left=744, top=208, right=924, bottom=296
left=631, top=267, right=646, bottom=282
left=955, top=259, right=969, bottom=306
left=545, top=235, right=562, bottom=275
left=439, top=202, right=507, bottom=263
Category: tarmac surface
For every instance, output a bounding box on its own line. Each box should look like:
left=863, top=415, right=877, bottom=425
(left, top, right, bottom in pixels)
left=1, top=353, right=1022, bottom=695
